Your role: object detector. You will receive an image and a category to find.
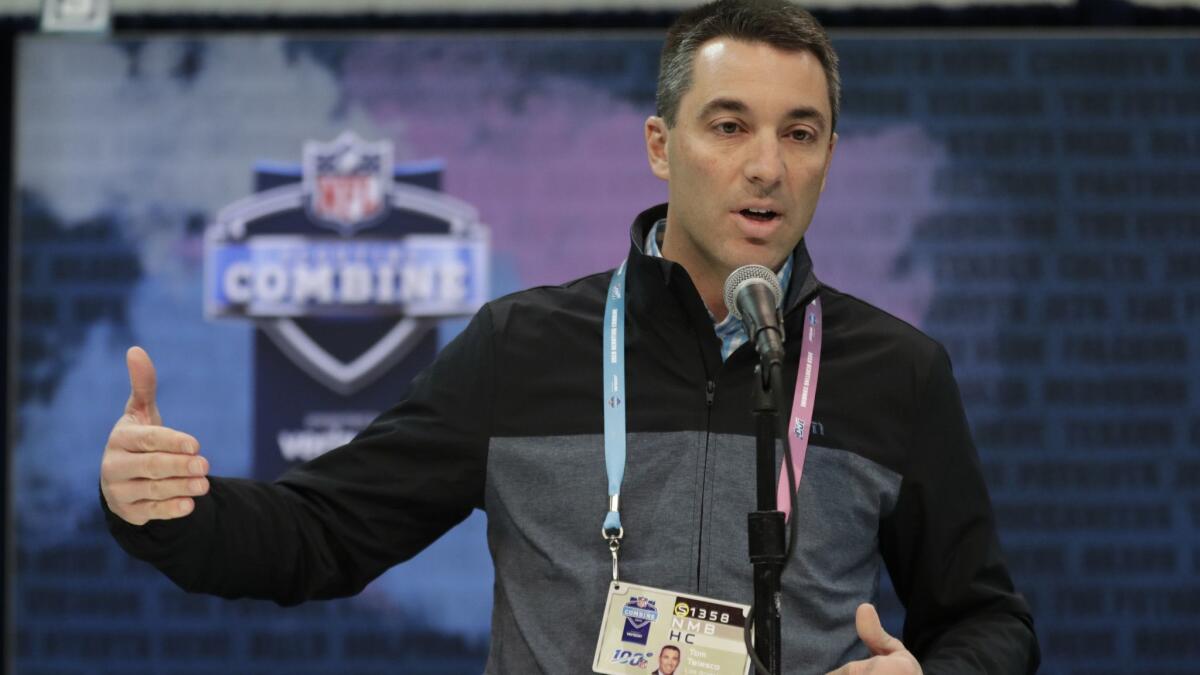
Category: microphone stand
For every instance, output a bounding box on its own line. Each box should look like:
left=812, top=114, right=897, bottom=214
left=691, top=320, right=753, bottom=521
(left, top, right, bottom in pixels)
left=748, top=358, right=786, bottom=674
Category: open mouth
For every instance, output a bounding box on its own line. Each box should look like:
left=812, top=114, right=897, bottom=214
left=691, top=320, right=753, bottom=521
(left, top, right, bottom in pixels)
left=739, top=208, right=779, bottom=222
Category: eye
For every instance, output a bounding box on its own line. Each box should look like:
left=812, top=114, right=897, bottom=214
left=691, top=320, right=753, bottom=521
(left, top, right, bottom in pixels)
left=790, top=128, right=815, bottom=142
left=715, top=121, right=741, bottom=135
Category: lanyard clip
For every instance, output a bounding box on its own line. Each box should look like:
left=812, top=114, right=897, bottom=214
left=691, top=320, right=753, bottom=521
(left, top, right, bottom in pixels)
left=603, top=526, right=624, bottom=581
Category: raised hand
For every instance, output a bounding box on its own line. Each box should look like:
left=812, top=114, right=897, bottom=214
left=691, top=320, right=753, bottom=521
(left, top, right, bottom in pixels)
left=825, top=604, right=922, bottom=675
left=100, top=347, right=210, bottom=526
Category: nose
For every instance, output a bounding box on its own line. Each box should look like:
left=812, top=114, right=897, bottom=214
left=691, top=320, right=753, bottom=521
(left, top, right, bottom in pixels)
left=743, top=132, right=785, bottom=190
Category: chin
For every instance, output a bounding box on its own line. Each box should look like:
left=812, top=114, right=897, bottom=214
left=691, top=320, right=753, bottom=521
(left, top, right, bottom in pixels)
left=728, top=253, right=787, bottom=273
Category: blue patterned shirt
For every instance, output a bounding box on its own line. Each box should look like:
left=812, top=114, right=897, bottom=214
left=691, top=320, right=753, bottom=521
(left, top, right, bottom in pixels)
left=645, top=219, right=793, bottom=361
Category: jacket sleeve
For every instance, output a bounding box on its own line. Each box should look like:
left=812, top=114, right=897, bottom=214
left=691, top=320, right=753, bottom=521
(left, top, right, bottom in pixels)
left=879, top=345, right=1040, bottom=674
left=102, top=304, right=497, bottom=605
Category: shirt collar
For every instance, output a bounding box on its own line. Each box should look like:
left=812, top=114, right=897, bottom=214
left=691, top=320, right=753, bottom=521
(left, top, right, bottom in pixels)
left=643, top=218, right=794, bottom=317
left=626, top=203, right=821, bottom=321
left=644, top=218, right=794, bottom=361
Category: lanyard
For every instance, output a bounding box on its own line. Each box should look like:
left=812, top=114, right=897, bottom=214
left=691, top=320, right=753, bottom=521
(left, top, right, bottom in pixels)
left=778, top=296, right=822, bottom=520
left=602, top=259, right=628, bottom=540
left=601, top=260, right=823, bottom=577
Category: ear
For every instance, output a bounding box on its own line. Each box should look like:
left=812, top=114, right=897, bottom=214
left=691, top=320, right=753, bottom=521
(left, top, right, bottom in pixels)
left=645, top=115, right=671, bottom=182
left=819, top=131, right=838, bottom=193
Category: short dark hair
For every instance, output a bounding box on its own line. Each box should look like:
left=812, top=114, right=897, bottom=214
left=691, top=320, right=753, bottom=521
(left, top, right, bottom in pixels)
left=660, top=644, right=681, bottom=656
left=655, top=0, right=840, bottom=132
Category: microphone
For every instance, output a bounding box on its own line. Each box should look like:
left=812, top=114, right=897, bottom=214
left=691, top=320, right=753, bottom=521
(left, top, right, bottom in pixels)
left=723, top=265, right=785, bottom=366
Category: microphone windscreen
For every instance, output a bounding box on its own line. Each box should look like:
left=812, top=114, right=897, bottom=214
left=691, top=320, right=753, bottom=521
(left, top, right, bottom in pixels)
left=723, top=265, right=783, bottom=320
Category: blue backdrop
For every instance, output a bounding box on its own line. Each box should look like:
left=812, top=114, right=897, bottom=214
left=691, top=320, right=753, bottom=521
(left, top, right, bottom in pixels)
left=13, top=33, right=1200, bottom=673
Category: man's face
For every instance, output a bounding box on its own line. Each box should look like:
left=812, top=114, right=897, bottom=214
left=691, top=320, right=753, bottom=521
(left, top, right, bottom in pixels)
left=658, top=647, right=680, bottom=674
left=646, top=38, right=837, bottom=285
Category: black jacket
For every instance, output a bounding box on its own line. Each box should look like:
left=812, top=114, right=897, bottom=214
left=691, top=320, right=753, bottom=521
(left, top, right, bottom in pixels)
left=107, top=203, right=1038, bottom=674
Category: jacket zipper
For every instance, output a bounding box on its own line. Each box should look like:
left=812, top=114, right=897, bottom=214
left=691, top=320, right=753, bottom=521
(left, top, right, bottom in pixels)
left=697, top=378, right=716, bottom=590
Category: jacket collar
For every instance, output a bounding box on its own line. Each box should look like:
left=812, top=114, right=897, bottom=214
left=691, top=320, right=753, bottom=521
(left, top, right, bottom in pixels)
left=625, top=203, right=821, bottom=318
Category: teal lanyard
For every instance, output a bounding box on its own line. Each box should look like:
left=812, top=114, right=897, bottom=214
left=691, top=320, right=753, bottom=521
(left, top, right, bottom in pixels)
left=602, top=260, right=628, bottom=539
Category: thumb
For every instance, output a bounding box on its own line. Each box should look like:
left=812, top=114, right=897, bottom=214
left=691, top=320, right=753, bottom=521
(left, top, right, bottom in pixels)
left=856, top=603, right=904, bottom=657
left=124, top=346, right=161, bottom=425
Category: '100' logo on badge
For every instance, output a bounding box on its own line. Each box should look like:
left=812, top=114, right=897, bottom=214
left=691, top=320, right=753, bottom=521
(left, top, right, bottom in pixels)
left=609, top=649, right=655, bottom=667
left=620, top=596, right=659, bottom=645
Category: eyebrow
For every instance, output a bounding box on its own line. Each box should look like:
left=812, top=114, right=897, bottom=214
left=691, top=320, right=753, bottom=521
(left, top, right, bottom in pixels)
left=697, top=97, right=749, bottom=119
left=696, top=97, right=827, bottom=131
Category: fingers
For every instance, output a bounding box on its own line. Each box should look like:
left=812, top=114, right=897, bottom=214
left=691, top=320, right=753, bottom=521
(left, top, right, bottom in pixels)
left=105, top=476, right=209, bottom=505
left=102, top=449, right=208, bottom=482
left=100, top=450, right=208, bottom=525
left=855, top=603, right=905, bottom=657
left=115, top=496, right=197, bottom=526
left=825, top=607, right=917, bottom=675
left=124, top=346, right=161, bottom=426
left=108, top=424, right=199, bottom=455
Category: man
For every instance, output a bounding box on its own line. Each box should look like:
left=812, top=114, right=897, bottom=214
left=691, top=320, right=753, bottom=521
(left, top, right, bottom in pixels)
left=654, top=645, right=681, bottom=675
left=101, top=1, right=1038, bottom=673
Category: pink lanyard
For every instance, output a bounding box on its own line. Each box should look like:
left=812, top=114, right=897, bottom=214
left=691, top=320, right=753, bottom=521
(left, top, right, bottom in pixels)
left=777, top=297, right=822, bottom=519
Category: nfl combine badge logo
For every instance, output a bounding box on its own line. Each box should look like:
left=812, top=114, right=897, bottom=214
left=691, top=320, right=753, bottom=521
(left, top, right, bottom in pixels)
left=620, top=596, right=659, bottom=645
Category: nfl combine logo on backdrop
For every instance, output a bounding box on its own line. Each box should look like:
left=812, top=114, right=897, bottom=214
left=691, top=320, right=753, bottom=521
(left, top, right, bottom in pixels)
left=204, top=132, right=489, bottom=479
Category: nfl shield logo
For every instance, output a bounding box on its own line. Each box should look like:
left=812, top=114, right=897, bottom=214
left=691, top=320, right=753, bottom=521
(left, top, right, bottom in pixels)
left=304, top=131, right=392, bottom=235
